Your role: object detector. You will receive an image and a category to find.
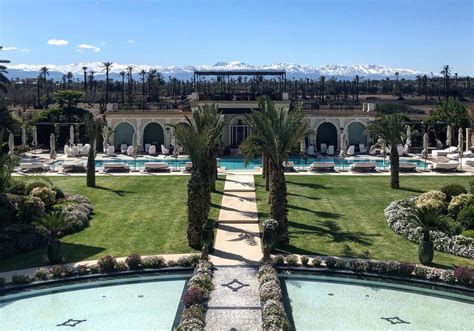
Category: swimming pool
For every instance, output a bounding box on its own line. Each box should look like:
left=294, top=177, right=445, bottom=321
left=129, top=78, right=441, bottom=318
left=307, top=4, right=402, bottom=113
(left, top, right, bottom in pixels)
left=0, top=274, right=188, bottom=330
left=283, top=275, right=474, bottom=330
left=53, top=156, right=428, bottom=171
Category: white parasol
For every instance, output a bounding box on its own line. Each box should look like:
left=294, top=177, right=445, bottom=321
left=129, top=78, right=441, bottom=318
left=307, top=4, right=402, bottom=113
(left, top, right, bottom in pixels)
left=446, top=125, right=452, bottom=147
left=69, top=125, right=74, bottom=146
left=8, top=133, right=14, bottom=154
left=49, top=133, right=57, bottom=159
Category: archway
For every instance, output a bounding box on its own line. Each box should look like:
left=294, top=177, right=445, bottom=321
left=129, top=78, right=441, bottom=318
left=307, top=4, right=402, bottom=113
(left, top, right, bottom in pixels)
left=229, top=116, right=250, bottom=147
left=347, top=122, right=367, bottom=146
left=114, top=122, right=134, bottom=149
left=316, top=122, right=338, bottom=151
left=143, top=122, right=164, bottom=148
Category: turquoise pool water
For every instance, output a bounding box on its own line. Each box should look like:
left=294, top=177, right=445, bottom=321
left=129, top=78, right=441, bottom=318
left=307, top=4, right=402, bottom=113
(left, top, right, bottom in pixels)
left=283, top=276, right=474, bottom=330
left=53, top=156, right=427, bottom=171
left=0, top=275, right=187, bottom=330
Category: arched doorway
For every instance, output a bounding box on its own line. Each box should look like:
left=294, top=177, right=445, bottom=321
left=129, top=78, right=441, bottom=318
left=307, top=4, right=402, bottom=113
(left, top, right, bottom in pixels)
left=317, top=122, right=338, bottom=150
left=347, top=122, right=367, bottom=146
left=229, top=116, right=250, bottom=147
left=143, top=122, right=164, bottom=148
left=114, top=122, right=134, bottom=149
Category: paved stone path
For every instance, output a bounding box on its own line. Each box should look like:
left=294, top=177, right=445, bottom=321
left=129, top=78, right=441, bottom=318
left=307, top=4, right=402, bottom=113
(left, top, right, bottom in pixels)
left=206, top=174, right=263, bottom=330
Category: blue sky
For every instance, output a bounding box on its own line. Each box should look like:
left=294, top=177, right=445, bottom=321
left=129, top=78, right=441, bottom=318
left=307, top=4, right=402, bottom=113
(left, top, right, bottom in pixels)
left=0, top=0, right=473, bottom=74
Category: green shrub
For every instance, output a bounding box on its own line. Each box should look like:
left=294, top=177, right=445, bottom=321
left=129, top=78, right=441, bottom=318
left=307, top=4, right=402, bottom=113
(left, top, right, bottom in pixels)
left=12, top=274, right=32, bottom=284
left=300, top=255, right=309, bottom=266
left=142, top=256, right=166, bottom=268
left=0, top=194, right=17, bottom=224
left=25, top=181, right=49, bottom=194
left=30, top=186, right=56, bottom=207
left=416, top=190, right=446, bottom=210
left=442, top=217, right=463, bottom=235
left=469, top=181, right=474, bottom=194
left=457, top=205, right=474, bottom=230
left=462, top=229, right=474, bottom=238
left=273, top=255, right=285, bottom=266
left=97, top=255, right=117, bottom=273
left=285, top=254, right=298, bottom=266
left=6, top=179, right=27, bottom=195
left=441, top=184, right=467, bottom=202
left=34, top=268, right=49, bottom=280
left=181, top=304, right=205, bottom=322
left=14, top=195, right=45, bottom=223
left=115, top=261, right=129, bottom=271
left=51, top=186, right=65, bottom=199
left=312, top=257, right=322, bottom=267
left=125, top=253, right=143, bottom=270
left=49, top=265, right=65, bottom=278
left=0, top=223, right=49, bottom=258
left=448, top=193, right=474, bottom=218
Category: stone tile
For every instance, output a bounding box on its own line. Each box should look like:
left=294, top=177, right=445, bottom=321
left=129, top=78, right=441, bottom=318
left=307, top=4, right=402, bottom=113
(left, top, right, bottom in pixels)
left=224, top=175, right=256, bottom=192
left=218, top=192, right=258, bottom=223
left=205, top=309, right=262, bottom=331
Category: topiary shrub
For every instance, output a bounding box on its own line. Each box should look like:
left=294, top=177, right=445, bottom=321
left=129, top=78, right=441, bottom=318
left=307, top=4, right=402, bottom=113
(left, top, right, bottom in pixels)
left=49, top=265, right=65, bottom=279
left=285, top=254, right=298, bottom=266
left=12, top=274, right=32, bottom=284
left=441, top=184, right=467, bottom=202
left=14, top=196, right=45, bottom=223
left=66, top=195, right=93, bottom=212
left=6, top=179, right=27, bottom=195
left=188, top=273, right=214, bottom=294
left=30, top=186, right=56, bottom=208
left=183, top=286, right=207, bottom=307
left=448, top=193, right=474, bottom=219
left=142, top=256, right=166, bottom=269
left=51, top=186, right=65, bottom=199
left=443, top=217, right=463, bottom=235
left=399, top=262, right=415, bottom=276
left=442, top=270, right=456, bottom=284
left=312, top=257, right=322, bottom=267
left=453, top=266, right=472, bottom=286
left=259, top=280, right=282, bottom=301
left=75, top=264, right=89, bottom=275
left=34, top=268, right=49, bottom=280
left=181, top=304, right=205, bottom=321
left=97, top=255, right=117, bottom=273
left=124, top=253, right=142, bottom=270
left=273, top=255, right=285, bottom=266
left=325, top=257, right=337, bottom=268
left=25, top=181, right=49, bottom=194
left=416, top=190, right=446, bottom=210
left=457, top=204, right=474, bottom=230
left=348, top=259, right=370, bottom=272
left=177, top=254, right=200, bottom=267
left=414, top=265, right=429, bottom=278
left=300, top=255, right=309, bottom=266
left=115, top=261, right=129, bottom=272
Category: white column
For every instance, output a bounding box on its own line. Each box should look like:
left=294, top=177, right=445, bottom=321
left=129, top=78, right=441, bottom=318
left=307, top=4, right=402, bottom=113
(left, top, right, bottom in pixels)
left=466, top=128, right=472, bottom=152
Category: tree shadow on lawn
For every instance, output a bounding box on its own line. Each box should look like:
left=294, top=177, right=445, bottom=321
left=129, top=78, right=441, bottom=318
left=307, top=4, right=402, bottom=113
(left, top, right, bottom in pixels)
left=93, top=185, right=136, bottom=196
left=288, top=204, right=341, bottom=219
left=61, top=242, right=107, bottom=263
left=397, top=186, right=426, bottom=194
left=287, top=192, right=321, bottom=201
left=286, top=181, right=329, bottom=190
left=288, top=219, right=380, bottom=246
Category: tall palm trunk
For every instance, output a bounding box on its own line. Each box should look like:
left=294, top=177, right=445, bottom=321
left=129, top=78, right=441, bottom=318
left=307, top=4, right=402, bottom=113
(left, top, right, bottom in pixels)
left=209, top=147, right=218, bottom=192
left=265, top=155, right=271, bottom=192
left=270, top=165, right=289, bottom=246
left=389, top=143, right=400, bottom=189
left=86, top=136, right=96, bottom=187
left=187, top=159, right=211, bottom=249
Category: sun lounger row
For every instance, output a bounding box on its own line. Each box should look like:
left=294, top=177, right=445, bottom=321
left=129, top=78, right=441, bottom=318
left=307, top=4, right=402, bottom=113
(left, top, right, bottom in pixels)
left=64, top=144, right=90, bottom=157
left=307, top=161, right=420, bottom=173
left=19, top=162, right=50, bottom=173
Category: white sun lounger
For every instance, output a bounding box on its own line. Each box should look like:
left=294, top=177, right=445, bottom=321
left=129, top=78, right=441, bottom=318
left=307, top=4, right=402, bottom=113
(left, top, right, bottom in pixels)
left=351, top=162, right=377, bottom=172
left=432, top=162, right=458, bottom=172
left=103, top=162, right=130, bottom=173
left=359, top=144, right=368, bottom=153
left=431, top=146, right=457, bottom=157
left=327, top=145, right=335, bottom=156
left=447, top=151, right=472, bottom=160
left=107, top=146, right=115, bottom=156
left=309, top=161, right=336, bottom=172
left=148, top=145, right=156, bottom=155
left=80, top=144, right=91, bottom=156
left=307, top=145, right=315, bottom=156
left=399, top=163, right=417, bottom=172
left=62, top=161, right=87, bottom=173
left=462, top=158, right=474, bottom=166
left=20, top=162, right=49, bottom=173
left=143, top=162, right=170, bottom=173
left=320, top=143, right=327, bottom=154
left=161, top=144, right=169, bottom=155
left=120, top=144, right=128, bottom=154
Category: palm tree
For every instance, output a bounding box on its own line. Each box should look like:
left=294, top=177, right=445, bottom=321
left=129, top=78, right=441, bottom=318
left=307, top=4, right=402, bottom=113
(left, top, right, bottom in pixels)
left=84, top=115, right=102, bottom=187
left=127, top=65, right=134, bottom=105
left=119, top=71, right=126, bottom=105
left=40, top=66, right=49, bottom=107
left=66, top=71, right=74, bottom=89
left=410, top=207, right=446, bottom=265
left=147, top=69, right=157, bottom=101
left=0, top=46, right=10, bottom=93
left=440, top=65, right=451, bottom=98
left=365, top=113, right=407, bottom=189
left=102, top=62, right=113, bottom=106
left=241, top=98, right=310, bottom=246
left=82, top=66, right=88, bottom=90
left=422, top=74, right=428, bottom=101
left=174, top=108, right=214, bottom=249
left=139, top=69, right=146, bottom=99
left=354, top=75, right=360, bottom=102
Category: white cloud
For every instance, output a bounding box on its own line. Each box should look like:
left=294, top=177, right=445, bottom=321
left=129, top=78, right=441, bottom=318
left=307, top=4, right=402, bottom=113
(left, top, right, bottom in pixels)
left=77, top=44, right=100, bottom=52
left=100, top=41, right=107, bottom=45
left=47, top=39, right=69, bottom=46
left=127, top=39, right=135, bottom=44
left=2, top=46, right=31, bottom=53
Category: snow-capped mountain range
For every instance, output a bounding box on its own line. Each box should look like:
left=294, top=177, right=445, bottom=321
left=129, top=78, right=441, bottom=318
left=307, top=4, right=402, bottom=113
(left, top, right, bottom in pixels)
left=6, top=61, right=425, bottom=81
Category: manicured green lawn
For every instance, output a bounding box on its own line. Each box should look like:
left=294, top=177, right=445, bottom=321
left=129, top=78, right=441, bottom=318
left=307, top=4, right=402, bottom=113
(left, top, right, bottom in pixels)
left=255, top=175, right=474, bottom=268
left=0, top=176, right=224, bottom=272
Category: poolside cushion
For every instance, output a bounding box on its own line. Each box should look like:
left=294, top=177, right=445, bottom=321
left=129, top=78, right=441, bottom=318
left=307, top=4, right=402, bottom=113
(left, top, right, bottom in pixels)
left=310, top=162, right=335, bottom=172
left=62, top=161, right=87, bottom=173
left=399, top=163, right=417, bottom=172
left=103, top=163, right=130, bottom=173
left=144, top=162, right=170, bottom=173
left=351, top=162, right=377, bottom=172
left=432, top=162, right=458, bottom=172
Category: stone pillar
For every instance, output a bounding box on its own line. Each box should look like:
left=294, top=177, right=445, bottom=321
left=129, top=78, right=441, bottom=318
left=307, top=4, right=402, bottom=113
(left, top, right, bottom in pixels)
left=466, top=128, right=472, bottom=152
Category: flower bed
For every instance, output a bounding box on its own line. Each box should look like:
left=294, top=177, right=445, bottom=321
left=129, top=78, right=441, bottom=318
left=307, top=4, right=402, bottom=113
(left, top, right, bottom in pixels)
left=176, top=260, right=214, bottom=331
left=384, top=198, right=474, bottom=258
left=1, top=254, right=201, bottom=287
left=258, top=263, right=291, bottom=330
left=271, top=254, right=473, bottom=288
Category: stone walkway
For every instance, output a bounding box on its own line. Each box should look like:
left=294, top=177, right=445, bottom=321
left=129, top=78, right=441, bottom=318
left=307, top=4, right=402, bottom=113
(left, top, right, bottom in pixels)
left=206, top=174, right=263, bottom=330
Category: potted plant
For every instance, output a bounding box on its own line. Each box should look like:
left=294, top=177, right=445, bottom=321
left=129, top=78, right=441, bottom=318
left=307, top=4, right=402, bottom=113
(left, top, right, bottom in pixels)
left=34, top=211, right=68, bottom=264
left=262, top=219, right=279, bottom=259
left=410, top=207, right=447, bottom=265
